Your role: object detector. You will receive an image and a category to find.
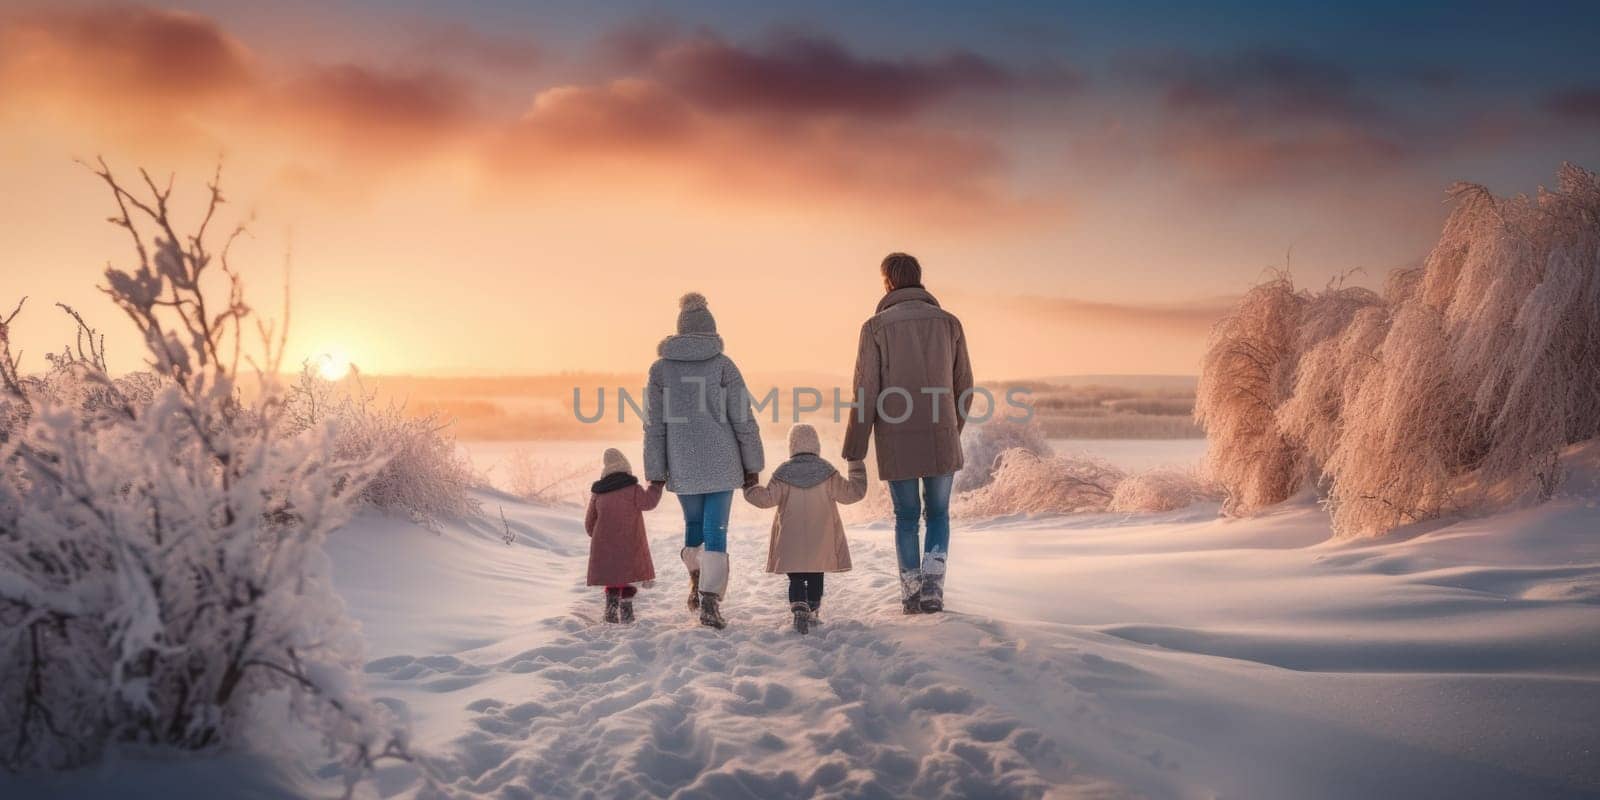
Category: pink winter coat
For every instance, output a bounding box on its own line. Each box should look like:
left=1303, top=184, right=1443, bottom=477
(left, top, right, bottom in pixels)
left=584, top=478, right=663, bottom=586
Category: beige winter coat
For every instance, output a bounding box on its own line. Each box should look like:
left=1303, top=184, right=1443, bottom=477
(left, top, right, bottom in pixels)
left=842, top=287, right=974, bottom=481
left=744, top=459, right=867, bottom=574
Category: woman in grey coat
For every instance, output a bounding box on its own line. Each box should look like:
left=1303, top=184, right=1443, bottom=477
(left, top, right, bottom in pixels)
left=643, top=293, right=764, bottom=628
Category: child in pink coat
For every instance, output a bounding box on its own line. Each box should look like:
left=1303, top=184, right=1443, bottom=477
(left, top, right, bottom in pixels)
left=585, top=448, right=663, bottom=623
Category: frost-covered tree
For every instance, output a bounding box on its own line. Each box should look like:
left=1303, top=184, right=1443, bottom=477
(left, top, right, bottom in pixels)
left=1194, top=273, right=1305, bottom=514
left=1322, top=165, right=1600, bottom=535
left=0, top=161, right=409, bottom=785
left=1273, top=285, right=1387, bottom=481
left=1200, top=164, right=1600, bottom=536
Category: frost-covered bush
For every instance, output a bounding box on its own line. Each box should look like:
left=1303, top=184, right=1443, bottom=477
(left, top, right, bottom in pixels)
left=1194, top=273, right=1306, bottom=514
left=955, top=449, right=1125, bottom=517
left=1200, top=164, right=1600, bottom=536
left=286, top=367, right=479, bottom=526
left=0, top=163, right=409, bottom=782
left=1109, top=468, right=1218, bottom=513
left=955, top=416, right=1052, bottom=493
left=1273, top=288, right=1388, bottom=478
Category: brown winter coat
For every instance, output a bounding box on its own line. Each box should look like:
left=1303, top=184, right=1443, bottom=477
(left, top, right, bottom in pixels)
left=842, top=287, right=974, bottom=481
left=584, top=480, right=663, bottom=586
left=744, top=459, right=867, bottom=574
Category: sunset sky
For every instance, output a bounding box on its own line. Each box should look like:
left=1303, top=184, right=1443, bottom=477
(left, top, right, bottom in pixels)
left=2, top=1, right=1597, bottom=379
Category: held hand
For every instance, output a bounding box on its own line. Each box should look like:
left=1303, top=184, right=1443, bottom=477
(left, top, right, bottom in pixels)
left=743, top=471, right=759, bottom=489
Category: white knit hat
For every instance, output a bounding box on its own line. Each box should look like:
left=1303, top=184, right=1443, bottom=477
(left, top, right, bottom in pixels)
left=601, top=448, right=632, bottom=477
left=788, top=423, right=821, bottom=457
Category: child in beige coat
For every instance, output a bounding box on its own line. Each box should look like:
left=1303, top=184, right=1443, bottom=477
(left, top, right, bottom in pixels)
left=743, top=424, right=868, bottom=633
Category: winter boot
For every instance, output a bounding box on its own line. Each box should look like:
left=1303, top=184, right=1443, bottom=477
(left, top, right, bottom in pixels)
left=603, top=590, right=621, bottom=624
left=920, top=552, right=947, bottom=614
left=791, top=601, right=812, bottom=635
left=620, top=598, right=635, bottom=624
left=899, top=569, right=924, bottom=615
left=699, top=592, right=727, bottom=629
left=681, top=546, right=703, bottom=612
left=698, top=551, right=731, bottom=629
left=808, top=600, right=823, bottom=626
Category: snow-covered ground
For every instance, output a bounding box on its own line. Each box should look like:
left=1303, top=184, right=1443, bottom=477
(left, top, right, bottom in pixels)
left=310, top=444, right=1599, bottom=799
left=17, top=442, right=1594, bottom=799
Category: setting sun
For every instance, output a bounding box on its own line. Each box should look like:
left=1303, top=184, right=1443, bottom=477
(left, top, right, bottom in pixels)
left=315, top=351, right=353, bottom=381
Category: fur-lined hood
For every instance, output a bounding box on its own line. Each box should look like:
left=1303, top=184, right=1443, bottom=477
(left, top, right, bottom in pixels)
left=656, top=332, right=724, bottom=361
left=771, top=453, right=838, bottom=488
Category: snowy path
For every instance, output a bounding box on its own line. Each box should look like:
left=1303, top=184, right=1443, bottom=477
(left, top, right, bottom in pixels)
left=327, top=489, right=1600, bottom=799
left=347, top=507, right=1124, bottom=798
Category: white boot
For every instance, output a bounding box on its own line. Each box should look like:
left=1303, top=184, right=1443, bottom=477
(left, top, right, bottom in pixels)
left=920, top=551, right=947, bottom=613
left=698, top=551, right=730, bottom=629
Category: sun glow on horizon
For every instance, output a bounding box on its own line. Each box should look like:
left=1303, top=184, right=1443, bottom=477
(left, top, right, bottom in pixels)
left=314, top=350, right=354, bottom=381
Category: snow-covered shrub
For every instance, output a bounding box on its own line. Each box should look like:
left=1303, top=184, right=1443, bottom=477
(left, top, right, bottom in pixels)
left=1109, top=468, right=1218, bottom=513
left=0, top=163, right=409, bottom=781
left=1201, top=164, right=1600, bottom=536
left=1322, top=166, right=1600, bottom=535
left=286, top=367, right=479, bottom=526
left=955, top=449, right=1125, bottom=517
left=1194, top=273, right=1306, bottom=514
left=1273, top=286, right=1388, bottom=477
left=955, top=416, right=1052, bottom=493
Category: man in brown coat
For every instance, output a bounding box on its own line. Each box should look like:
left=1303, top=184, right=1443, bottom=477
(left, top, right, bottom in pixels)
left=843, top=253, right=974, bottom=614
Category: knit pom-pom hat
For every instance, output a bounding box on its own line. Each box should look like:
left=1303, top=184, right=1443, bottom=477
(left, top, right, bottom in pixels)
left=676, top=292, right=717, bottom=335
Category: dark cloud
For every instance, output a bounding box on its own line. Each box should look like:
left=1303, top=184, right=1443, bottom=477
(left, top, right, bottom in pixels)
left=1147, top=49, right=1374, bottom=122
left=614, top=27, right=1058, bottom=118
left=1121, top=48, right=1409, bottom=184
left=1546, top=87, right=1600, bottom=123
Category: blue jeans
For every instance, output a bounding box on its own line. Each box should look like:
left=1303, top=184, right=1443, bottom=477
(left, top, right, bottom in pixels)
left=888, top=474, right=953, bottom=573
left=678, top=490, right=733, bottom=553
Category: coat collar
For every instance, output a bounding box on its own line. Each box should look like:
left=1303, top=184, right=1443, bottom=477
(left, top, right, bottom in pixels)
left=591, top=472, right=639, bottom=494
left=656, top=332, right=724, bottom=361
left=771, top=453, right=837, bottom=488
left=877, top=286, right=940, bottom=313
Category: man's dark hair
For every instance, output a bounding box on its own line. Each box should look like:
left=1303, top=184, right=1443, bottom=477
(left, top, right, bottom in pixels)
left=880, top=252, right=922, bottom=290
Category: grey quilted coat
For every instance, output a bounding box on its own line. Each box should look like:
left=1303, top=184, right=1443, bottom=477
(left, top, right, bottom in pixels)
left=643, top=333, right=765, bottom=494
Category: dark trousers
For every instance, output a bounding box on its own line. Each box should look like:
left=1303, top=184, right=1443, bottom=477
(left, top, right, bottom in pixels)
left=604, top=586, right=637, bottom=598
left=787, top=572, right=824, bottom=607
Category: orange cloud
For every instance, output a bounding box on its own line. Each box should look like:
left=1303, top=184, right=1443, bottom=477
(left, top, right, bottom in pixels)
left=489, top=75, right=1027, bottom=224
left=0, top=4, right=1057, bottom=226
left=0, top=4, right=253, bottom=103
left=276, top=64, right=477, bottom=151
